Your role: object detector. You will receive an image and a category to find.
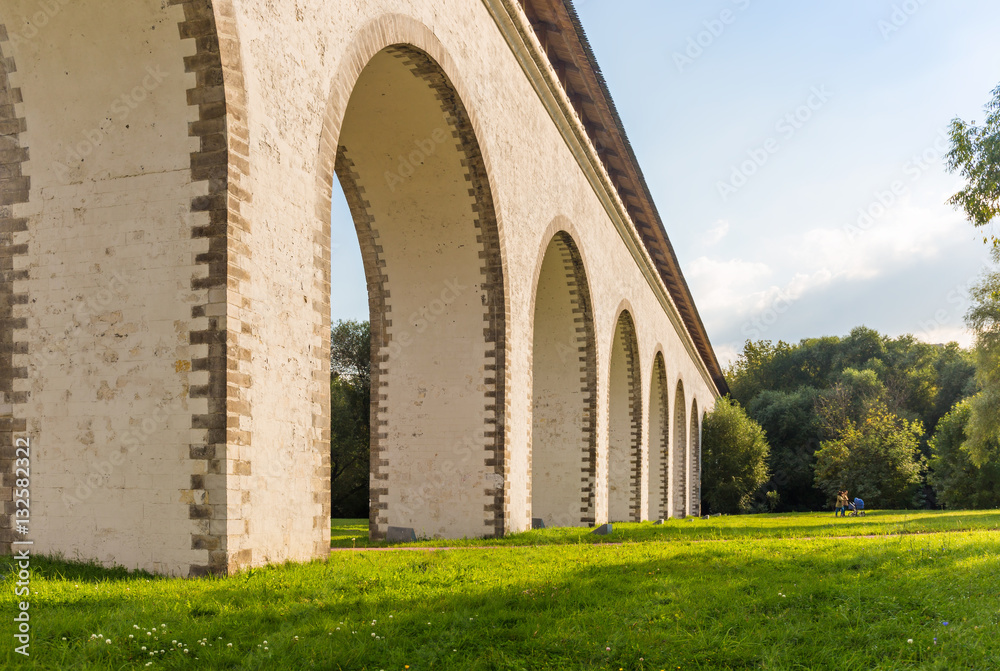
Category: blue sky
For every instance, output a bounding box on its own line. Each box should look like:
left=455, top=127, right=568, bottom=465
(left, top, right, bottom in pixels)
left=332, top=0, right=1000, bottom=366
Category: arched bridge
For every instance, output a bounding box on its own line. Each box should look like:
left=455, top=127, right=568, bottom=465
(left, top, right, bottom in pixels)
left=0, top=0, right=727, bottom=575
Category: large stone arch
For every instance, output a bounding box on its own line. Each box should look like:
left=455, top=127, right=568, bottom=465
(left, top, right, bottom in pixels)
left=0, top=1, right=252, bottom=574
left=607, top=308, right=641, bottom=522
left=647, top=351, right=669, bottom=521
left=320, top=34, right=506, bottom=540
left=528, top=229, right=597, bottom=528
left=672, top=379, right=688, bottom=517
left=690, top=398, right=701, bottom=516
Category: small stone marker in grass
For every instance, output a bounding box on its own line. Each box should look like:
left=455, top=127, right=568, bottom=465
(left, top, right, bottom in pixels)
left=386, top=526, right=416, bottom=542
left=532, top=518, right=545, bottom=529
left=591, top=523, right=612, bottom=535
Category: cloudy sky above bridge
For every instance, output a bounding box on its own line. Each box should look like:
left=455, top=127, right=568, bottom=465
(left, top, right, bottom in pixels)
left=331, top=0, right=1000, bottom=368
left=576, top=0, right=1000, bottom=365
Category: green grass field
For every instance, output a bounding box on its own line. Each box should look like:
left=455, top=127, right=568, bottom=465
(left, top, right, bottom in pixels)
left=4, top=511, right=1000, bottom=669
left=331, top=509, right=1000, bottom=548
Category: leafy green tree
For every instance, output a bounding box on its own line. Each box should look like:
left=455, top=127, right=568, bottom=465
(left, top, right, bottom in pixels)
left=964, top=249, right=1000, bottom=467
left=929, top=343, right=977, bottom=431
left=331, top=319, right=371, bottom=387
left=946, top=81, right=1000, bottom=245
left=927, top=400, right=1000, bottom=509
left=814, top=401, right=925, bottom=509
left=330, top=319, right=371, bottom=518
left=747, top=387, right=824, bottom=511
left=701, top=397, right=771, bottom=514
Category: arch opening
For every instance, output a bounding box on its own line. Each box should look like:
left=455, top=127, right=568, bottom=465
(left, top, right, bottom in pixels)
left=647, top=353, right=669, bottom=521
left=672, top=380, right=688, bottom=517
left=334, top=46, right=506, bottom=541
left=690, top=400, right=701, bottom=517
left=607, top=311, right=641, bottom=522
left=530, top=232, right=597, bottom=528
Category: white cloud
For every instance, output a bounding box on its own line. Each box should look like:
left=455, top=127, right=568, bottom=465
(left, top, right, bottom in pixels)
left=712, top=342, right=740, bottom=368
left=687, top=189, right=978, bottom=352
left=913, top=324, right=974, bottom=348
left=705, top=219, right=730, bottom=245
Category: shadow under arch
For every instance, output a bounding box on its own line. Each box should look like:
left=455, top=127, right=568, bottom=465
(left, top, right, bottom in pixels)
left=608, top=308, right=642, bottom=522
left=647, top=350, right=670, bottom=520
left=323, top=39, right=506, bottom=541
left=673, top=378, right=688, bottom=517
left=529, top=229, right=598, bottom=527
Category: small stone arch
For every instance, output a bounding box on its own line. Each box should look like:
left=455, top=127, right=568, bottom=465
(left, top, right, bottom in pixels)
left=672, top=379, right=688, bottom=517
left=647, top=351, right=670, bottom=521
left=607, top=309, right=642, bottom=522
left=690, top=398, right=701, bottom=517
left=528, top=230, right=597, bottom=527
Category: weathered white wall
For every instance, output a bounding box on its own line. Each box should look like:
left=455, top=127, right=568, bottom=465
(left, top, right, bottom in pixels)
left=2, top=0, right=206, bottom=573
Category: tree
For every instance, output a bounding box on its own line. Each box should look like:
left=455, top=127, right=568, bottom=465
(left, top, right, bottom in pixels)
left=927, top=400, right=1000, bottom=509
left=946, top=81, right=1000, bottom=246
left=748, top=387, right=824, bottom=511
left=701, top=397, right=771, bottom=514
left=813, top=400, right=925, bottom=509
left=331, top=319, right=371, bottom=388
left=330, top=319, right=371, bottom=518
left=964, top=248, right=1000, bottom=467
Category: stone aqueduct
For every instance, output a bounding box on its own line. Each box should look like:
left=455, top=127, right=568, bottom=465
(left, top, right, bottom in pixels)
left=0, top=0, right=727, bottom=575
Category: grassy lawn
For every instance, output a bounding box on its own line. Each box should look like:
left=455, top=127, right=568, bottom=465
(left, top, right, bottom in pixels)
left=2, top=511, right=999, bottom=669
left=332, top=509, right=1000, bottom=548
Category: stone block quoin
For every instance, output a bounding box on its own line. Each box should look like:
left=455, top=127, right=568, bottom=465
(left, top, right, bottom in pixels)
left=0, top=26, right=30, bottom=557
left=169, top=0, right=255, bottom=577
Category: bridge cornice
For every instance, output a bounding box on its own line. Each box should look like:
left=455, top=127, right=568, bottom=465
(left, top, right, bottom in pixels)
left=480, top=0, right=728, bottom=398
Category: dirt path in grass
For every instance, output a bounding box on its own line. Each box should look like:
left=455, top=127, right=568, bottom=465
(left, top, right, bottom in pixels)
left=329, top=528, right=987, bottom=553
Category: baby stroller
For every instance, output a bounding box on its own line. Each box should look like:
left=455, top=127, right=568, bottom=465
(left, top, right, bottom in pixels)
left=848, top=497, right=865, bottom=516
